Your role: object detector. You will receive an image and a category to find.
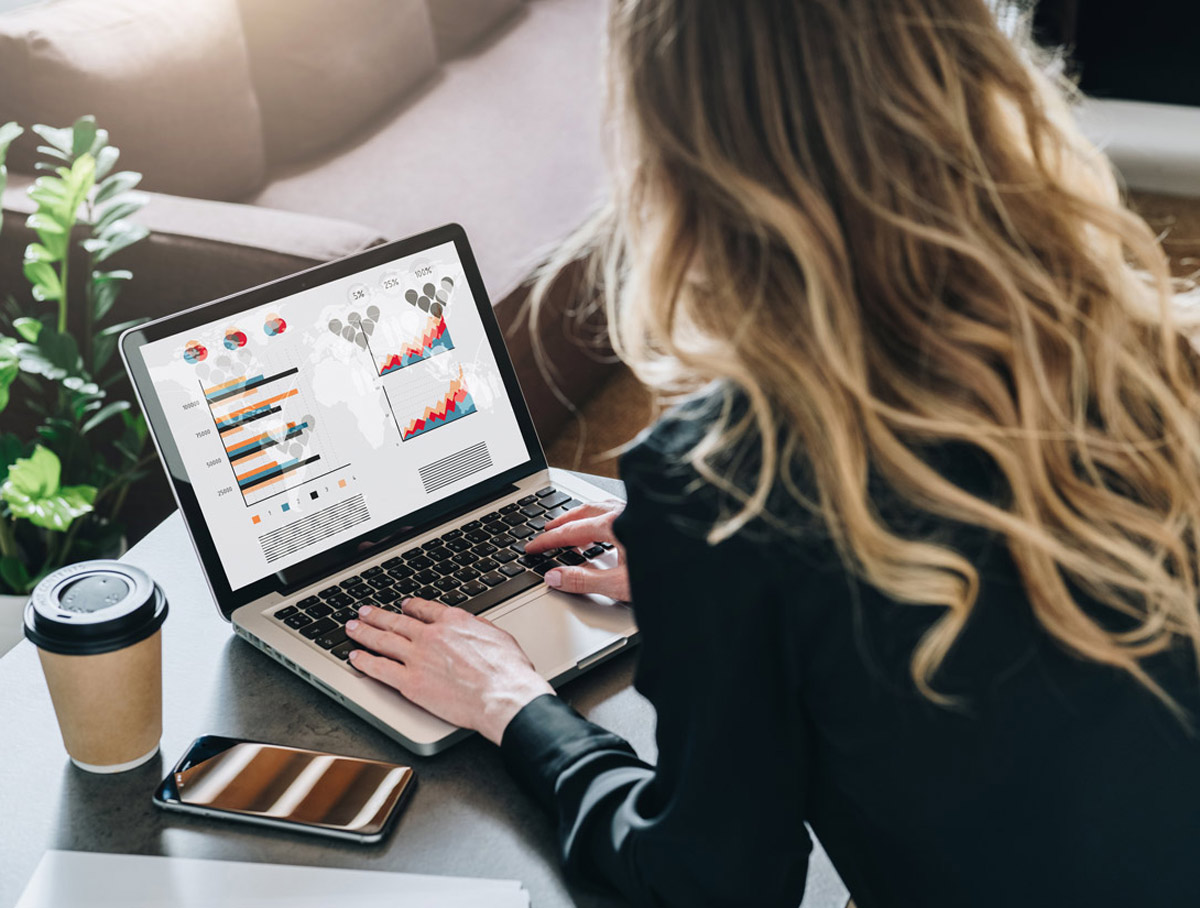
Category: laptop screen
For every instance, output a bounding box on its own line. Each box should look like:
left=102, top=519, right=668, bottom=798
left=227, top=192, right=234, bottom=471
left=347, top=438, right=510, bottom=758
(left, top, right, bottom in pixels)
left=137, top=240, right=533, bottom=591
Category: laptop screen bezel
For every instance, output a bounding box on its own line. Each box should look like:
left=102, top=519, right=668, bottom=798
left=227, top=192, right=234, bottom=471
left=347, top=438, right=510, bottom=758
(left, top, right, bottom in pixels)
left=120, top=223, right=547, bottom=620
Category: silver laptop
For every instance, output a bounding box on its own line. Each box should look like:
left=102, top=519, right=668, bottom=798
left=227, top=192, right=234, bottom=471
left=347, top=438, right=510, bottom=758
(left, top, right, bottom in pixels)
left=120, top=224, right=638, bottom=754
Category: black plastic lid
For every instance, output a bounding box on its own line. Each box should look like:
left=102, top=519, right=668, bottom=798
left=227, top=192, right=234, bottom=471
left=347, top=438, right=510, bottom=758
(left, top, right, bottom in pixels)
left=24, top=560, right=168, bottom=656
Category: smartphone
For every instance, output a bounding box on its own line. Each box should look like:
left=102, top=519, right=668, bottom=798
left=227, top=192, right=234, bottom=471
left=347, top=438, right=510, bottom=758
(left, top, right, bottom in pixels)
left=153, top=735, right=415, bottom=843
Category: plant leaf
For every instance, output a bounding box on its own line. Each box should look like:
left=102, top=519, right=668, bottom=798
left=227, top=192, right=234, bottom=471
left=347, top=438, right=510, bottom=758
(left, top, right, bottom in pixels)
left=22, top=242, right=55, bottom=264
left=93, top=145, right=119, bottom=181
left=93, top=268, right=133, bottom=283
left=12, top=317, right=41, bottom=343
left=32, top=124, right=73, bottom=156
left=93, top=196, right=145, bottom=234
left=0, top=338, right=17, bottom=414
left=93, top=222, right=149, bottom=262
left=81, top=400, right=130, bottom=434
left=24, top=211, right=65, bottom=234
left=3, top=444, right=59, bottom=499
left=92, top=279, right=120, bottom=322
left=92, top=333, right=116, bottom=372
left=0, top=432, right=24, bottom=481
left=23, top=260, right=63, bottom=303
left=0, top=556, right=32, bottom=595
left=71, top=116, right=98, bottom=159
left=34, top=329, right=81, bottom=374
left=94, top=170, right=141, bottom=205
left=0, top=121, right=24, bottom=156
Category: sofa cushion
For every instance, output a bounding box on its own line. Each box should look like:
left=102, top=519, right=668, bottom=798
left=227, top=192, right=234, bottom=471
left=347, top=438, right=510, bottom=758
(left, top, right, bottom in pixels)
left=239, top=0, right=438, bottom=167
left=0, top=0, right=265, bottom=202
left=429, top=0, right=524, bottom=57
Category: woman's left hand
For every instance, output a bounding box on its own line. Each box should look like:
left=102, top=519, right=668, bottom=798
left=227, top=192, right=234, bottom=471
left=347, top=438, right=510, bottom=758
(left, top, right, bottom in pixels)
left=344, top=600, right=553, bottom=745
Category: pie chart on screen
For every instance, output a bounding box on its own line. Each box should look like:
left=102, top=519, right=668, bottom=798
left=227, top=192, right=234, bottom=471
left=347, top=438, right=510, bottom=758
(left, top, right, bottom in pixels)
left=264, top=313, right=287, bottom=337
left=183, top=340, right=207, bottom=364
left=224, top=327, right=247, bottom=350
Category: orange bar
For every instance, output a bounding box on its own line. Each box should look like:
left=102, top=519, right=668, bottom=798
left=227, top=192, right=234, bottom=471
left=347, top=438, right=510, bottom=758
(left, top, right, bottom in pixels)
left=237, top=459, right=280, bottom=483
left=218, top=388, right=298, bottom=423
left=246, top=473, right=287, bottom=493
left=226, top=430, right=269, bottom=452
left=210, top=385, right=260, bottom=406
left=203, top=374, right=248, bottom=396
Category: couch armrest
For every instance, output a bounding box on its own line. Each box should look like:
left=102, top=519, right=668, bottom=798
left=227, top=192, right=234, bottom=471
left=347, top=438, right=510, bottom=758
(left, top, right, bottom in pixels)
left=1, top=172, right=388, bottom=327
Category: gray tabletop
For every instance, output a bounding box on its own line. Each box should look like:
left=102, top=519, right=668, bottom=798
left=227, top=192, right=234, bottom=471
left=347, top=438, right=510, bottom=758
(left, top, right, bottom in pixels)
left=0, top=472, right=848, bottom=908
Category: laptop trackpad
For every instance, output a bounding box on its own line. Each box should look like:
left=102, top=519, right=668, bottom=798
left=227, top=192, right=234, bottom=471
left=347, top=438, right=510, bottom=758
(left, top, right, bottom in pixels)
left=493, top=591, right=632, bottom=679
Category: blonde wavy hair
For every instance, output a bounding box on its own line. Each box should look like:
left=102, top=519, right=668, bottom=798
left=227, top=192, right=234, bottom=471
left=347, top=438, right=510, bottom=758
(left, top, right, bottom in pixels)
left=529, top=0, right=1200, bottom=712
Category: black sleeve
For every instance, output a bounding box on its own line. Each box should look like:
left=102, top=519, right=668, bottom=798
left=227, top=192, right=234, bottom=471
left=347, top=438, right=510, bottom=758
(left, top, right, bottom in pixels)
left=502, top=441, right=813, bottom=907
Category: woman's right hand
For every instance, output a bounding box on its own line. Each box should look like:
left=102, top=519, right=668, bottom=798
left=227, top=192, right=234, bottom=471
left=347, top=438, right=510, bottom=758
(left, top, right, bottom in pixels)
left=524, top=499, right=631, bottom=601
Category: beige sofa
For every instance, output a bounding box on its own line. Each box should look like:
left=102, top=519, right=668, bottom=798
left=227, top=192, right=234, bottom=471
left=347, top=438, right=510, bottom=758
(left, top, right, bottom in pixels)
left=0, top=0, right=615, bottom=440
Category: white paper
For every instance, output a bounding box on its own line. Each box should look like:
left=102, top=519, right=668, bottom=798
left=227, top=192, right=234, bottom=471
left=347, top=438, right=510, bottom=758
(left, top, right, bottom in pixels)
left=16, top=851, right=529, bottom=908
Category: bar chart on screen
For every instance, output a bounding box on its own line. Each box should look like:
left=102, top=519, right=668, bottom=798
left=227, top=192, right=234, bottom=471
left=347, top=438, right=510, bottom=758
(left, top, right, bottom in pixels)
left=385, top=363, right=478, bottom=443
left=201, top=366, right=345, bottom=506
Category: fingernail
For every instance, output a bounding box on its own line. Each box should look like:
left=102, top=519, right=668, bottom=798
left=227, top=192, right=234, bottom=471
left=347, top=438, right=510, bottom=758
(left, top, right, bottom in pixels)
left=400, top=597, right=413, bottom=606
left=358, top=605, right=372, bottom=616
left=545, top=569, right=562, bottom=588
left=349, top=650, right=360, bottom=661
left=347, top=620, right=359, bottom=631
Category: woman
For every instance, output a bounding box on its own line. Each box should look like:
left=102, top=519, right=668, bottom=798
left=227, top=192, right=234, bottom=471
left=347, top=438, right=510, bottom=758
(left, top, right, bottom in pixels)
left=347, top=1, right=1200, bottom=905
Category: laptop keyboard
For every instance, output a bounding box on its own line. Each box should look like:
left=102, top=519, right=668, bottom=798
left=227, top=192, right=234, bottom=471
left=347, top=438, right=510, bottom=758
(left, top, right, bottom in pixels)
left=267, top=486, right=615, bottom=664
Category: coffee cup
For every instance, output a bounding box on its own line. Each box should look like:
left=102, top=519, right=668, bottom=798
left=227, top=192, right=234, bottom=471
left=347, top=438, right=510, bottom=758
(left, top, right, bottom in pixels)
left=24, top=560, right=168, bottom=773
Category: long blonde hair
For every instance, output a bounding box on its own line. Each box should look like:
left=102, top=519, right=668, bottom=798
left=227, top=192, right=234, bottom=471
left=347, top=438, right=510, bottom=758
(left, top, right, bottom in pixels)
left=530, top=0, right=1200, bottom=711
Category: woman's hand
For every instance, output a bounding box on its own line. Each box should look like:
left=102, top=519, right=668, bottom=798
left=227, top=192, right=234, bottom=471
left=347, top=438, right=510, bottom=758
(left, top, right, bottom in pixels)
left=345, top=600, right=553, bottom=745
left=524, top=499, right=630, bottom=601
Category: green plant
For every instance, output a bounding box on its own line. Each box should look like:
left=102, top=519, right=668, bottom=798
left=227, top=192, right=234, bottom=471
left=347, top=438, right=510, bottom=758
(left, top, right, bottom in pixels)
left=0, top=116, right=154, bottom=594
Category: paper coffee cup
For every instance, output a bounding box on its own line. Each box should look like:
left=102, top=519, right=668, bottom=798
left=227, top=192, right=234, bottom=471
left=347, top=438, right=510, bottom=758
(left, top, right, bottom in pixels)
left=24, top=561, right=168, bottom=773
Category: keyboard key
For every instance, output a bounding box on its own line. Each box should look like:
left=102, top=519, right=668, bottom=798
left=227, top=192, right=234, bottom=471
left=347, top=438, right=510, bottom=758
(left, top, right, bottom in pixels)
left=476, top=558, right=499, bottom=573
left=461, top=571, right=542, bottom=615
left=500, top=503, right=521, bottom=513
left=535, top=486, right=555, bottom=497
left=444, top=529, right=463, bottom=539
left=527, top=516, right=547, bottom=531
left=346, top=585, right=374, bottom=600
left=472, top=542, right=498, bottom=557
left=362, top=566, right=383, bottom=578
left=453, top=567, right=481, bottom=583
left=482, top=510, right=502, bottom=521
left=327, top=593, right=354, bottom=608
left=445, top=538, right=470, bottom=552
left=415, top=569, right=440, bottom=584
left=433, top=559, right=458, bottom=575
left=531, top=561, right=556, bottom=576
left=407, top=555, right=433, bottom=570
left=331, top=640, right=357, bottom=661
left=583, top=545, right=605, bottom=559
left=599, top=541, right=615, bottom=550
left=460, top=580, right=488, bottom=597
left=306, top=603, right=334, bottom=619
left=539, top=490, right=570, bottom=509
left=357, top=599, right=378, bottom=610
left=417, top=586, right=441, bottom=600
left=339, top=575, right=363, bottom=588
left=434, top=576, right=460, bottom=592
left=501, top=513, right=526, bottom=527
left=298, top=596, right=321, bottom=609
left=480, top=571, right=506, bottom=587
left=423, top=538, right=446, bottom=550
left=301, top=617, right=337, bottom=639
left=317, top=626, right=349, bottom=649
left=510, top=524, right=535, bottom=539
left=483, top=521, right=508, bottom=536
left=500, top=563, right=526, bottom=577
left=491, top=532, right=514, bottom=547
left=518, top=553, right=547, bottom=568
left=519, top=504, right=545, bottom=518
left=395, top=579, right=420, bottom=595
left=442, top=591, right=469, bottom=607
left=462, top=520, right=482, bottom=531
left=426, top=546, right=454, bottom=563
left=509, top=540, right=528, bottom=554
left=274, top=605, right=299, bottom=620
left=518, top=494, right=538, bottom=505
left=377, top=588, right=400, bottom=603
left=319, top=586, right=341, bottom=599
left=452, top=551, right=478, bottom=566
left=387, top=566, right=412, bottom=581
left=402, top=547, right=424, bottom=559
left=368, top=575, right=393, bottom=589
left=564, top=498, right=582, bottom=508
left=333, top=608, right=358, bottom=622
left=382, top=556, right=404, bottom=569
left=543, top=506, right=571, bottom=520
left=492, top=548, right=518, bottom=564
left=285, top=613, right=313, bottom=629
left=556, top=550, right=587, bottom=566
left=465, top=530, right=489, bottom=544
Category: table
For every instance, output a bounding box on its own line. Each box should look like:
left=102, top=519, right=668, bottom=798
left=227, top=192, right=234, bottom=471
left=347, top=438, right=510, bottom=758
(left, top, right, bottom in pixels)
left=0, top=473, right=849, bottom=908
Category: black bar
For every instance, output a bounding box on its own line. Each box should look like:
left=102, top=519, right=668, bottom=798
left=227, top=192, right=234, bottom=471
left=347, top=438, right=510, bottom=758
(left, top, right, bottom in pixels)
left=217, top=405, right=282, bottom=433
left=206, top=367, right=299, bottom=404
left=460, top=570, right=542, bottom=616
left=240, top=454, right=321, bottom=492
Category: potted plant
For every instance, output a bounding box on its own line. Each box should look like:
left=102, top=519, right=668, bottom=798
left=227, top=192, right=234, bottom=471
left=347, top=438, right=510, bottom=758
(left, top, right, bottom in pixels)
left=0, top=115, right=154, bottom=637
